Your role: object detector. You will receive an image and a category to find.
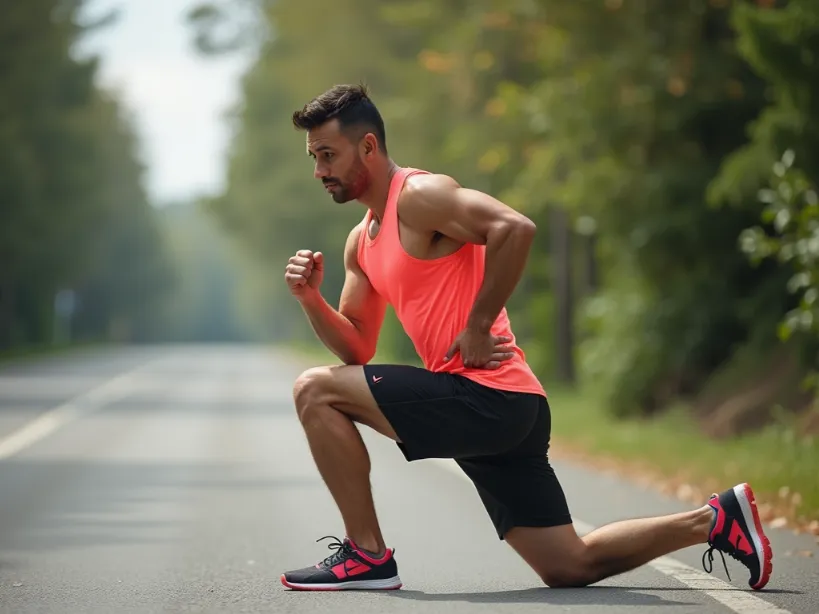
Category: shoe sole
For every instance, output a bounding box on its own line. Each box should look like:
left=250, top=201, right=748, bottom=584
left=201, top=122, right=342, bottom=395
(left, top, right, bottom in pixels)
left=280, top=574, right=403, bottom=591
left=734, top=483, right=773, bottom=590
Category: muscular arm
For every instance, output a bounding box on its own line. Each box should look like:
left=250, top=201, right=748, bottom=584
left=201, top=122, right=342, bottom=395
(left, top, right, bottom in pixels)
left=399, top=174, right=536, bottom=333
left=299, top=224, right=387, bottom=364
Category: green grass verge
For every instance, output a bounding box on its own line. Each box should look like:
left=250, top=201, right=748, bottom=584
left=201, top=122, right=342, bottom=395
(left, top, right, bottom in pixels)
left=0, top=340, right=104, bottom=365
left=547, top=385, right=819, bottom=525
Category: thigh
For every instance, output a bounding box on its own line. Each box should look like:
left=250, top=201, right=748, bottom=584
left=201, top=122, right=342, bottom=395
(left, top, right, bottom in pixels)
left=457, top=452, right=573, bottom=539
left=454, top=395, right=573, bottom=533
left=363, top=364, right=541, bottom=461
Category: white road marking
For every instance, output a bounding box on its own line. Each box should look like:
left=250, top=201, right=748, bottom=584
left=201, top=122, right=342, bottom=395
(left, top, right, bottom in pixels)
left=430, top=458, right=790, bottom=614
left=0, top=357, right=164, bottom=460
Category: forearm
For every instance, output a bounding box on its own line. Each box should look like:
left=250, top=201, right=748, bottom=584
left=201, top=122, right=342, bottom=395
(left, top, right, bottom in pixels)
left=299, top=293, right=370, bottom=364
left=467, top=219, right=536, bottom=332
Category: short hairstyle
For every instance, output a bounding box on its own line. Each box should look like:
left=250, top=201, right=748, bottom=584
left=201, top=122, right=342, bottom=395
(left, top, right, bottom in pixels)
left=292, top=83, right=387, bottom=153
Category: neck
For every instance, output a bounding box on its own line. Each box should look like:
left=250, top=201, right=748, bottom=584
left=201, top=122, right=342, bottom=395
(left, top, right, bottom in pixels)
left=357, top=158, right=400, bottom=221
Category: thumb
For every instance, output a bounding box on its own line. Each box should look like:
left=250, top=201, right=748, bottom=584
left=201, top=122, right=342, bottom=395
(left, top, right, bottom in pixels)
left=313, top=251, right=324, bottom=270
left=444, top=339, right=459, bottom=361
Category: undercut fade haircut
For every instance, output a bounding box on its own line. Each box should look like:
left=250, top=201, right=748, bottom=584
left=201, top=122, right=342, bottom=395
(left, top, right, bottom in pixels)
left=292, top=83, right=388, bottom=154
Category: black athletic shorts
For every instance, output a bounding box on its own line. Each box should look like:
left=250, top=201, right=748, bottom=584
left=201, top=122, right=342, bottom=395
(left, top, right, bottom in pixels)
left=362, top=363, right=572, bottom=539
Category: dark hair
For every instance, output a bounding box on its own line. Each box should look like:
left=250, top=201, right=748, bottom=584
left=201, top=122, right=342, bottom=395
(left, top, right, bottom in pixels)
left=292, top=83, right=387, bottom=154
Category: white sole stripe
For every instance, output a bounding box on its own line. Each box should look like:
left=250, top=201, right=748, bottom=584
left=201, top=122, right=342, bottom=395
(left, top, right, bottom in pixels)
left=735, top=484, right=767, bottom=581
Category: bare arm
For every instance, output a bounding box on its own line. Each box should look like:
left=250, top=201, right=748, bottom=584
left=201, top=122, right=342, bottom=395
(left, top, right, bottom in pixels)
left=399, top=174, right=536, bottom=333
left=299, top=224, right=387, bottom=364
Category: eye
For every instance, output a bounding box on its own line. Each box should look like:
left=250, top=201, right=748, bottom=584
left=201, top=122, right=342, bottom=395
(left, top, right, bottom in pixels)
left=324, top=152, right=334, bottom=160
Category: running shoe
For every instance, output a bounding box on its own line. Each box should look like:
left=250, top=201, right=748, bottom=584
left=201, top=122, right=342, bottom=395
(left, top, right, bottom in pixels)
left=280, top=535, right=402, bottom=591
left=702, top=483, right=773, bottom=590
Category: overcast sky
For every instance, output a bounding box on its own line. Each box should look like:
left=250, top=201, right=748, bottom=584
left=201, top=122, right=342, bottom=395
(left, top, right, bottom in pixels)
left=78, top=0, right=255, bottom=205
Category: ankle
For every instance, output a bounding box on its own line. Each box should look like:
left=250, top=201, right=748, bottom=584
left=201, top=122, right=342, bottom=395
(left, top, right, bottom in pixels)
left=350, top=535, right=386, bottom=558
left=693, top=505, right=715, bottom=542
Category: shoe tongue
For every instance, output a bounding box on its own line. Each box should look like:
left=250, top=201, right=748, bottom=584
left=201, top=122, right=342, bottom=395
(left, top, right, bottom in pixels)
left=345, top=537, right=359, bottom=551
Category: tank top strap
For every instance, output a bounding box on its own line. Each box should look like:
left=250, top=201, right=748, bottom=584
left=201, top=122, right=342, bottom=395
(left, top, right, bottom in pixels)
left=384, top=166, right=429, bottom=228
left=360, top=166, right=430, bottom=254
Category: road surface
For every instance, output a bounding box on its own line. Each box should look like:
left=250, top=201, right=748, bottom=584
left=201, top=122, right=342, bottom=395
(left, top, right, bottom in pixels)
left=0, top=345, right=815, bottom=614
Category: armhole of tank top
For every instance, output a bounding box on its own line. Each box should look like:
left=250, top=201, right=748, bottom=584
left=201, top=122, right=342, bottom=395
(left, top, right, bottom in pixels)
left=388, top=168, right=429, bottom=238
left=357, top=212, right=370, bottom=265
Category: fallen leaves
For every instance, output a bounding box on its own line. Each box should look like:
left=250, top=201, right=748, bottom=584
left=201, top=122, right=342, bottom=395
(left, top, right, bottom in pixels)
left=770, top=517, right=789, bottom=529
left=786, top=550, right=814, bottom=558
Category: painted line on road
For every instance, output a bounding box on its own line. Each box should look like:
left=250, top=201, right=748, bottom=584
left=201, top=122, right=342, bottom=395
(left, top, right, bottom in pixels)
left=0, top=357, right=166, bottom=460
left=430, top=458, right=790, bottom=614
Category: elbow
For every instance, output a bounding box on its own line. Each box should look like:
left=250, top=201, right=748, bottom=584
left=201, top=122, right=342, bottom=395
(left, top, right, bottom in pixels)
left=506, top=214, right=537, bottom=244
left=487, top=215, right=536, bottom=249
left=340, top=346, right=376, bottom=366
left=517, top=215, right=537, bottom=239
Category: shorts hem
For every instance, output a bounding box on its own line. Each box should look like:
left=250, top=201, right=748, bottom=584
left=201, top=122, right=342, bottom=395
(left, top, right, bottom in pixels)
left=497, top=514, right=574, bottom=540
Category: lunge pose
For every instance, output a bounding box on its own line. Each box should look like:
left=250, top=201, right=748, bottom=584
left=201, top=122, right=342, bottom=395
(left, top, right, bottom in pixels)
left=280, top=84, right=773, bottom=592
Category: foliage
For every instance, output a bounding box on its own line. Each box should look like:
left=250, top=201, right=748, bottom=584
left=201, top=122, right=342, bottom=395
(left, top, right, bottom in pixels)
left=715, top=0, right=819, bottom=403
left=741, top=152, right=819, bottom=343
left=193, top=0, right=819, bottom=422
left=0, top=0, right=179, bottom=349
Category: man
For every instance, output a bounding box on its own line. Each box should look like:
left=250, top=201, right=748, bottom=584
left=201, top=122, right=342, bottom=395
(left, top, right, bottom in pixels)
left=280, top=83, right=773, bottom=592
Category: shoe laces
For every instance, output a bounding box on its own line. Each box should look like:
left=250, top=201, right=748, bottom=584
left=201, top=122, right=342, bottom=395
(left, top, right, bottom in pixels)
left=316, top=535, right=355, bottom=568
left=701, top=531, right=747, bottom=581
left=702, top=546, right=731, bottom=581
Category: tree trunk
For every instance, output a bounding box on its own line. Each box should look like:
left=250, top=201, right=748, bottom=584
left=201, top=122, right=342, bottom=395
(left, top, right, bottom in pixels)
left=585, top=232, right=599, bottom=295
left=550, top=206, right=575, bottom=383
left=0, top=276, right=14, bottom=351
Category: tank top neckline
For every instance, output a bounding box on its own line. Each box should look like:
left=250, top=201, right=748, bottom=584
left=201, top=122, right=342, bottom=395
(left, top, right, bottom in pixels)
left=363, top=166, right=416, bottom=248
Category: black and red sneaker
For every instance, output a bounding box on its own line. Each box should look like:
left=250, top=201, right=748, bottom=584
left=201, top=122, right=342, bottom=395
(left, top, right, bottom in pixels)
left=280, top=536, right=402, bottom=591
left=702, top=483, right=773, bottom=590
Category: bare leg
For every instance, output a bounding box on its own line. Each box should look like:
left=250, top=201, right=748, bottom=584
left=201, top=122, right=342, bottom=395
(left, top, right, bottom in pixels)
left=506, top=506, right=713, bottom=587
left=293, top=365, right=399, bottom=555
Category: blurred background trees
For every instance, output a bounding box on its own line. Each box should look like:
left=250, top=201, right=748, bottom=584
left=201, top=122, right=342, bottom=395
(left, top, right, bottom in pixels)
left=3, top=0, right=818, bottom=434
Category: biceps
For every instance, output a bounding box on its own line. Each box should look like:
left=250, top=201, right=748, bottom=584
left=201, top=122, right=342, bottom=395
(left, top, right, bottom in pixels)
left=338, top=270, right=386, bottom=342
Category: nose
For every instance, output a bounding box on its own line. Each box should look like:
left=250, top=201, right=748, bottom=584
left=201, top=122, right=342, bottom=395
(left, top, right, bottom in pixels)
left=314, top=161, right=329, bottom=180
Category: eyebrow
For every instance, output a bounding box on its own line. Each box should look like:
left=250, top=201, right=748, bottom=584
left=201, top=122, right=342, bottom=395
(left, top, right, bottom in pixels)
left=307, top=144, right=333, bottom=156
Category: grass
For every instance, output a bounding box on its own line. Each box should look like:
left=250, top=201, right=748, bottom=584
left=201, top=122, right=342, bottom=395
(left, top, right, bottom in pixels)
left=0, top=340, right=103, bottom=366
left=286, top=341, right=819, bottom=530
left=547, top=385, right=819, bottom=528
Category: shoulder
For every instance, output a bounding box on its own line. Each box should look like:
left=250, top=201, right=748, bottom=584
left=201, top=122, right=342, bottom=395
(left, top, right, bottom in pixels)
left=401, top=172, right=460, bottom=203
left=343, top=220, right=366, bottom=267
left=397, top=173, right=461, bottom=223
left=348, top=219, right=366, bottom=243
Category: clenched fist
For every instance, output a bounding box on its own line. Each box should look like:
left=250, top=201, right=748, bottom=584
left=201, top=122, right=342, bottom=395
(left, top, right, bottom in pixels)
left=285, top=250, right=324, bottom=299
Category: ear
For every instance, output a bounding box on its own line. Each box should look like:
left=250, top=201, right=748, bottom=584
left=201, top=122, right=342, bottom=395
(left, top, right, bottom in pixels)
left=362, top=133, right=378, bottom=157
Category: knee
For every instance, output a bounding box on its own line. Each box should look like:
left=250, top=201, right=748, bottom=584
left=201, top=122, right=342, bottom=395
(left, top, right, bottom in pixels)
left=538, top=548, right=596, bottom=588
left=292, top=367, right=333, bottom=423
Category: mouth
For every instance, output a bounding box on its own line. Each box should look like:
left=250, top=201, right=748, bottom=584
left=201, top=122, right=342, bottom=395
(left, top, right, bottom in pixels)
left=323, top=182, right=338, bottom=192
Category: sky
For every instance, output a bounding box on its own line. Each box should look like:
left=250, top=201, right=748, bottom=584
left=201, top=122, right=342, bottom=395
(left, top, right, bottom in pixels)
left=77, top=0, right=255, bottom=205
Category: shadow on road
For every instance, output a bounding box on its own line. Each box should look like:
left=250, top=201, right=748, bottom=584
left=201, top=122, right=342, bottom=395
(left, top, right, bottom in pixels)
left=386, top=586, right=695, bottom=606
left=382, top=585, right=805, bottom=606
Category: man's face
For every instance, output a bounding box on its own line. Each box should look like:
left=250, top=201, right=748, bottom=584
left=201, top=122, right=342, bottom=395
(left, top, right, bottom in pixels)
left=306, top=119, right=371, bottom=204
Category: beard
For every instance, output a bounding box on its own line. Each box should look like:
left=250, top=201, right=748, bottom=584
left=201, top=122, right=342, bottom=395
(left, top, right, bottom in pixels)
left=325, top=159, right=370, bottom=203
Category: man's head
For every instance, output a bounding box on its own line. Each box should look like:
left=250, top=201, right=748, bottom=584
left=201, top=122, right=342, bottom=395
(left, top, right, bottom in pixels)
left=292, top=84, right=388, bottom=203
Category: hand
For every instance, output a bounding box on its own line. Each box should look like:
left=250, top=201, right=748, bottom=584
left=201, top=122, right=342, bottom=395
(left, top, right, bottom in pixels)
left=444, top=328, right=515, bottom=370
left=285, top=249, right=324, bottom=299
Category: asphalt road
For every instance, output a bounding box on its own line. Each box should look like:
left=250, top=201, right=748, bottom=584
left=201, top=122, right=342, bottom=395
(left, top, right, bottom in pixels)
left=0, top=344, right=816, bottom=614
